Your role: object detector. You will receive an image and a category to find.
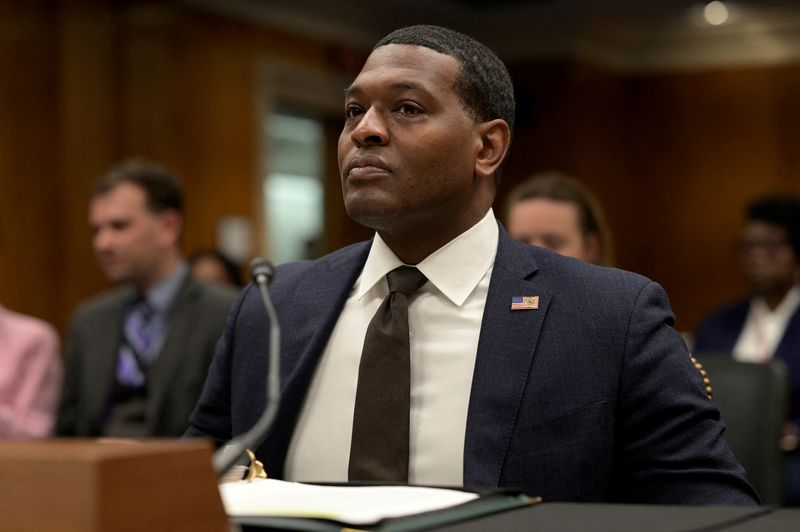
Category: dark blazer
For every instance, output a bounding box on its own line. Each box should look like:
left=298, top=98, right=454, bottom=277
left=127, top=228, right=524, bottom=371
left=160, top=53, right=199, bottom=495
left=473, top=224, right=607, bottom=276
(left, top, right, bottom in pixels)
left=188, top=225, right=758, bottom=504
left=694, top=299, right=800, bottom=424
left=57, top=277, right=237, bottom=437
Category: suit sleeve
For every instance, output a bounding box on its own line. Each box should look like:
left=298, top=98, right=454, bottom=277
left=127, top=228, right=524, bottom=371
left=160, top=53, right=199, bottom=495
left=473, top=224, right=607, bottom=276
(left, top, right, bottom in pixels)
left=184, top=289, right=247, bottom=446
left=0, top=325, right=61, bottom=438
left=613, top=281, right=760, bottom=505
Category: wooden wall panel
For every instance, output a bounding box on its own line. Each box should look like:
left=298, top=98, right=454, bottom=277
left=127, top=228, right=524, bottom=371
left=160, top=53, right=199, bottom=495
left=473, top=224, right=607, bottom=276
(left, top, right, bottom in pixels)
left=58, top=3, right=124, bottom=332
left=3, top=0, right=800, bottom=338
left=0, top=5, right=62, bottom=325
left=502, top=61, right=800, bottom=331
left=53, top=5, right=347, bottom=333
left=623, top=66, right=800, bottom=330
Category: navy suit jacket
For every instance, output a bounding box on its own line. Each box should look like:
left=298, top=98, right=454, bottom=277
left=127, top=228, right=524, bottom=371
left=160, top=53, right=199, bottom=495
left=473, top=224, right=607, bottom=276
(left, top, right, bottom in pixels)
left=694, top=298, right=800, bottom=425
left=189, top=225, right=758, bottom=504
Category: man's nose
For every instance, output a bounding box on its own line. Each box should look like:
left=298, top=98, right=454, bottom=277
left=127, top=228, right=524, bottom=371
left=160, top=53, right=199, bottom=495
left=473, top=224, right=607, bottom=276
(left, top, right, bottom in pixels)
left=351, top=108, right=389, bottom=147
left=93, top=229, right=111, bottom=251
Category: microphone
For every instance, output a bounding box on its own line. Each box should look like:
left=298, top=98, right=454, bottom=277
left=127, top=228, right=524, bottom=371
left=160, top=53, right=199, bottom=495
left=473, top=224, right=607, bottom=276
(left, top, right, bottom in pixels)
left=212, top=257, right=281, bottom=476
left=250, top=257, right=275, bottom=286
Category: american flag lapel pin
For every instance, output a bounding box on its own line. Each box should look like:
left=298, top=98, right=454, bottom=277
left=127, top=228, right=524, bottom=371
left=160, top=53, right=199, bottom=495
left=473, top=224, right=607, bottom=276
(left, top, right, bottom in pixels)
left=511, top=296, right=539, bottom=310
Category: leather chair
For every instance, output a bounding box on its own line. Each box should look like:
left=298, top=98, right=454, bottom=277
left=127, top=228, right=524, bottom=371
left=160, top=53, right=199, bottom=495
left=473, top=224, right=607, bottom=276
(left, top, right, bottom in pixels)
left=696, top=355, right=789, bottom=505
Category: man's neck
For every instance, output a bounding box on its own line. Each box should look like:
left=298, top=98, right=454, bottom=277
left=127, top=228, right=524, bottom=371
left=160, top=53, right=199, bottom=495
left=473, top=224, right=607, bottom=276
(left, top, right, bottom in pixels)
left=377, top=209, right=490, bottom=265
left=134, top=252, right=183, bottom=293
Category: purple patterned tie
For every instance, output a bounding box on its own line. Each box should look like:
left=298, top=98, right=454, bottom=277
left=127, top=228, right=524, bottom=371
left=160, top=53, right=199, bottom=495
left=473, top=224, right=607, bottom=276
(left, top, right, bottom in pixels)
left=117, top=299, right=155, bottom=388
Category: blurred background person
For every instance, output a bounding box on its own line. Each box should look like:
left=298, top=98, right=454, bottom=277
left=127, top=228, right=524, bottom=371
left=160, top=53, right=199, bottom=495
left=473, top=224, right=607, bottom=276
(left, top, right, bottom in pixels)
left=503, top=171, right=614, bottom=266
left=694, top=194, right=800, bottom=505
left=56, top=160, right=238, bottom=438
left=0, top=305, right=61, bottom=438
left=189, top=249, right=243, bottom=288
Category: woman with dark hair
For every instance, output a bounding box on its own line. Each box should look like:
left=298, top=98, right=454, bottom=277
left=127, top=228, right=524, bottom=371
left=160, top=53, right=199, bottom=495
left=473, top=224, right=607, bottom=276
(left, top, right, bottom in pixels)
left=189, top=249, right=243, bottom=287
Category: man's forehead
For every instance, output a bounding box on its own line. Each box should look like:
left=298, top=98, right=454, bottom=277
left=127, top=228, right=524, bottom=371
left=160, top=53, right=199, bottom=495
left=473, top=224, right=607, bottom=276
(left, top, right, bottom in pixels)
left=91, top=183, right=148, bottom=213
left=347, top=44, right=459, bottom=93
left=744, top=220, right=787, bottom=236
left=345, top=80, right=428, bottom=97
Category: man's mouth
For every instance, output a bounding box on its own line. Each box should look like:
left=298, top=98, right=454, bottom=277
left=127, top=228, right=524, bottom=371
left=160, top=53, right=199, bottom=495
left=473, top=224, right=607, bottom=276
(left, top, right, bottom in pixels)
left=346, top=156, right=391, bottom=179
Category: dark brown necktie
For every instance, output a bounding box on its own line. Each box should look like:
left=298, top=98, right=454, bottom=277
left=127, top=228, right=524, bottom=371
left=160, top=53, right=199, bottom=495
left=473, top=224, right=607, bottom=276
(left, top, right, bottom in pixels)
left=348, top=266, right=428, bottom=482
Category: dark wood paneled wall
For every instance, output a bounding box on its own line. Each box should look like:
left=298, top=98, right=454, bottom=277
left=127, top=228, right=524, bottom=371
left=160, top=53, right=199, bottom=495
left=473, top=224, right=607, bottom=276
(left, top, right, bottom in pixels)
left=0, top=4, right=63, bottom=325
left=1, top=1, right=799, bottom=339
left=1, top=2, right=347, bottom=335
left=501, top=61, right=800, bottom=330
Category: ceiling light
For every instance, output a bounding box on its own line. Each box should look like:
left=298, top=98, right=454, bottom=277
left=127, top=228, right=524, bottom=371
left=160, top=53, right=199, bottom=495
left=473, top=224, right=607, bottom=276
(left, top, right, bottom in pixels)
left=704, top=1, right=729, bottom=26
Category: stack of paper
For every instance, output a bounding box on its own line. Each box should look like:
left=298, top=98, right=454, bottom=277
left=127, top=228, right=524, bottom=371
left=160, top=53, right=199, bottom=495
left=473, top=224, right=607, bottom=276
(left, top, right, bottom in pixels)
left=220, top=478, right=479, bottom=525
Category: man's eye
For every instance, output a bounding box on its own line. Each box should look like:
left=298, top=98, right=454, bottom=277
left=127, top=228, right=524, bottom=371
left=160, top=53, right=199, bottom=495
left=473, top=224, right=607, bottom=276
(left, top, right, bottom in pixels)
left=543, top=238, right=566, bottom=251
left=345, top=105, right=364, bottom=119
left=398, top=103, right=422, bottom=115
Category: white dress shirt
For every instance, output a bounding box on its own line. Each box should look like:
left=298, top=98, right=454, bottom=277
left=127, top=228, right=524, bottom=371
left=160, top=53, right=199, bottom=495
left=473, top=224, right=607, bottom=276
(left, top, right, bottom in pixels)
left=733, top=285, right=800, bottom=362
left=284, top=209, right=499, bottom=485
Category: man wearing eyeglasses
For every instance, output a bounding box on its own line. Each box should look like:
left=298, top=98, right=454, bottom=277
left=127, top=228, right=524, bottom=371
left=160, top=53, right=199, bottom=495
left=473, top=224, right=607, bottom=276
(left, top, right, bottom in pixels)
left=694, top=194, right=800, bottom=505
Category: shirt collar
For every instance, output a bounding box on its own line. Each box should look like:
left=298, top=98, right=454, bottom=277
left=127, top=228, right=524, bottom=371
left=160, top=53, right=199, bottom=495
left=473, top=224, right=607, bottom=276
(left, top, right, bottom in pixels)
left=142, top=262, right=189, bottom=314
left=355, top=209, right=499, bottom=307
left=753, top=284, right=800, bottom=319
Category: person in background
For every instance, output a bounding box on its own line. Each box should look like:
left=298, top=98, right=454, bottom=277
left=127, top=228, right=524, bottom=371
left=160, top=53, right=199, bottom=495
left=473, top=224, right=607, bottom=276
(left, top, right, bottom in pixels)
left=504, top=171, right=614, bottom=266
left=188, top=24, right=757, bottom=504
left=694, top=194, right=800, bottom=505
left=0, top=305, right=61, bottom=438
left=190, top=249, right=243, bottom=287
left=56, top=159, right=237, bottom=438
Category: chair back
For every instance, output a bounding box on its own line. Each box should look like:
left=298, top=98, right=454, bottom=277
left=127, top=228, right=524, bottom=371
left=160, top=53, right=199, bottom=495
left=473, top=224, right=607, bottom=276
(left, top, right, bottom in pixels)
left=698, top=355, right=788, bottom=505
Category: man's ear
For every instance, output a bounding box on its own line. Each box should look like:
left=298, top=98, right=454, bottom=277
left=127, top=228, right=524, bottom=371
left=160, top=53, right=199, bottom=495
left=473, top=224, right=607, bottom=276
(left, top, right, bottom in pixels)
left=474, top=119, right=511, bottom=179
left=158, top=209, right=183, bottom=248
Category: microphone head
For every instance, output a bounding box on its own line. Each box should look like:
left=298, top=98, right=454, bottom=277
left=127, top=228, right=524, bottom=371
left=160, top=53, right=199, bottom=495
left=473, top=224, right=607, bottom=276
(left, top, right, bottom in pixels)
left=249, top=257, right=275, bottom=285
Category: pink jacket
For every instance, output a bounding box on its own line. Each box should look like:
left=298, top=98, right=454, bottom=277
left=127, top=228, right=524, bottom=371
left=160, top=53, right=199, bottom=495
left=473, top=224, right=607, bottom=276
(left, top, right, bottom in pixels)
left=0, top=306, right=62, bottom=438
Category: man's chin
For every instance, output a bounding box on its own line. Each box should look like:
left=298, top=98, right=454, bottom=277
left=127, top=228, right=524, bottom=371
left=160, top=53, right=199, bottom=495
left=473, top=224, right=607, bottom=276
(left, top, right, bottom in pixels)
left=748, top=279, right=784, bottom=295
left=101, top=267, right=130, bottom=284
left=344, top=200, right=399, bottom=230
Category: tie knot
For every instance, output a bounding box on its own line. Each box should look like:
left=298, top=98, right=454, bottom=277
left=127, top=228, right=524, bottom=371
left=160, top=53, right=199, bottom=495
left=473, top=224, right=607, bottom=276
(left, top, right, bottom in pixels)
left=386, top=266, right=427, bottom=296
left=131, top=298, right=154, bottom=321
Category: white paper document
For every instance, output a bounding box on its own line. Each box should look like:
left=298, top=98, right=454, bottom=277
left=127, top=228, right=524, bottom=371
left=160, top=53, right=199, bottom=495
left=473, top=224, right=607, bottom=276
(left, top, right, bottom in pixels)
left=219, top=478, right=479, bottom=525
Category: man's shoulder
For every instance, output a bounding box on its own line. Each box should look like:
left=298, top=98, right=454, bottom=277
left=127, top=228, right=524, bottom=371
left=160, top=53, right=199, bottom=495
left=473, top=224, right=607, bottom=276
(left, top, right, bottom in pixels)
left=183, top=278, right=240, bottom=308
left=272, top=240, right=372, bottom=288
left=228, top=241, right=371, bottom=330
left=694, top=299, right=751, bottom=340
left=71, top=285, right=132, bottom=322
left=520, top=242, right=653, bottom=296
left=702, top=299, right=751, bottom=321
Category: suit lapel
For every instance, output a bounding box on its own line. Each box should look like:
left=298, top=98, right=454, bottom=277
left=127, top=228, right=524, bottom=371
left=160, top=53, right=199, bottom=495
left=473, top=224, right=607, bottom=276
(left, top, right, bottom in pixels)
left=775, top=305, right=800, bottom=386
left=145, top=277, right=198, bottom=432
left=85, top=288, right=133, bottom=432
left=463, top=227, right=551, bottom=488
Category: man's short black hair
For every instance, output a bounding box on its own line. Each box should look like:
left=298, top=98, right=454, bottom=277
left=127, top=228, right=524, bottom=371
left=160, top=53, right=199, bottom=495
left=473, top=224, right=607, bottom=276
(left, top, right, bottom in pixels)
left=747, top=194, right=800, bottom=258
left=375, top=25, right=515, bottom=135
left=93, top=159, right=183, bottom=214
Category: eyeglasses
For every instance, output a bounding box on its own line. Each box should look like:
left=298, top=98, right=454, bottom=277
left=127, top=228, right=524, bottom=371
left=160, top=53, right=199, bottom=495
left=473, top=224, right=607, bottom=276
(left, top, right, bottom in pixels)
left=739, top=238, right=790, bottom=255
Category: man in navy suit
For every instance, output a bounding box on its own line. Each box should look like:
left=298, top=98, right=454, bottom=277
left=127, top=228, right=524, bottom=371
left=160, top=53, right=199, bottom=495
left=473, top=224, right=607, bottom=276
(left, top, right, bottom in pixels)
left=188, top=25, right=758, bottom=504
